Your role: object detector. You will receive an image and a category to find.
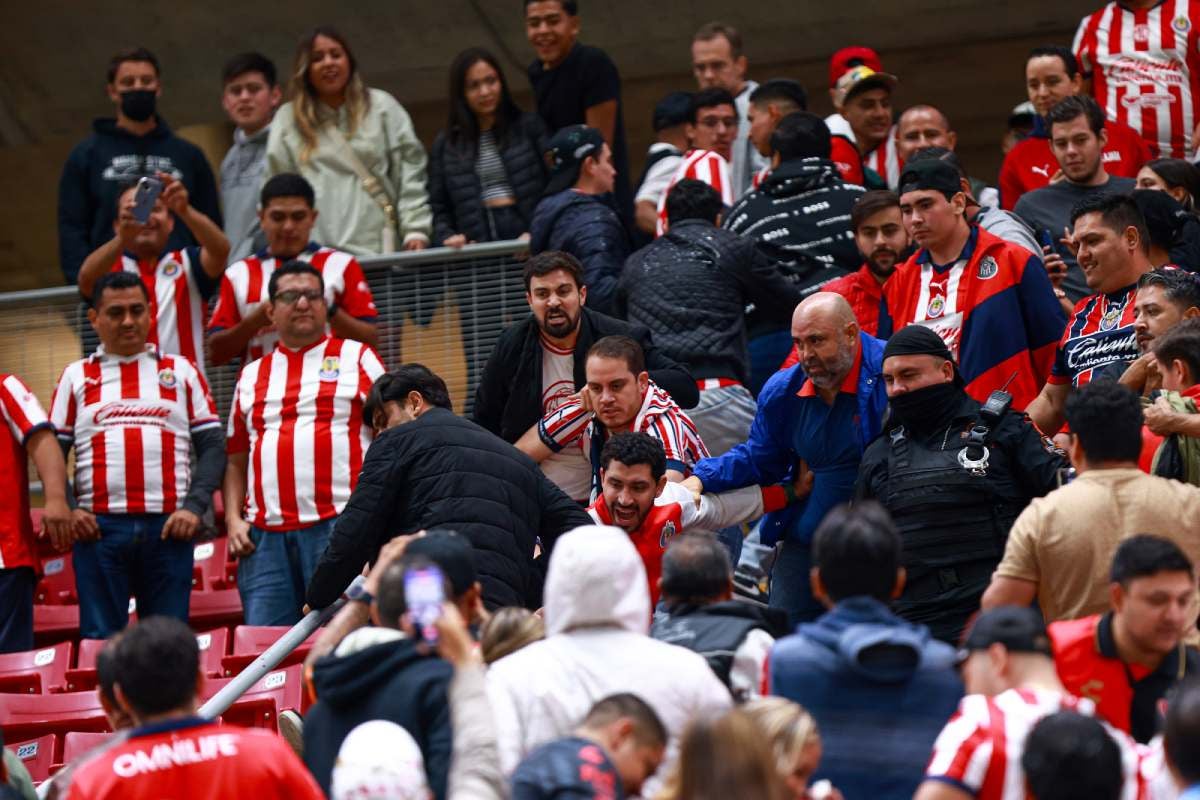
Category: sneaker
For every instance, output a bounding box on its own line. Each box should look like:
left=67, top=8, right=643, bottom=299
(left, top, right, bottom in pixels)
left=278, top=709, right=304, bottom=758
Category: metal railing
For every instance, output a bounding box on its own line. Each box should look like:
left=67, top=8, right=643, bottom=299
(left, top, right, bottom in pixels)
left=0, top=239, right=529, bottom=422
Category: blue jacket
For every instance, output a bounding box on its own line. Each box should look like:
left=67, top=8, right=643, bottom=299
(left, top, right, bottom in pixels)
left=530, top=189, right=630, bottom=316
left=692, top=331, right=888, bottom=545
left=770, top=596, right=963, bottom=800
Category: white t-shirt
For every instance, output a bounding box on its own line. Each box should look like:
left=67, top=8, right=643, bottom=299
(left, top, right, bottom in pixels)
left=635, top=144, right=684, bottom=206
left=539, top=340, right=593, bottom=502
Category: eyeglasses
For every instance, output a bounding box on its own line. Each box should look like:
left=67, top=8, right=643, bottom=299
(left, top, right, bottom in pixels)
left=274, top=289, right=325, bottom=305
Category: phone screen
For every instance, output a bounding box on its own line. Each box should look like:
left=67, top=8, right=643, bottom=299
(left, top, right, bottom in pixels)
left=132, top=177, right=163, bottom=224
left=404, top=566, right=445, bottom=646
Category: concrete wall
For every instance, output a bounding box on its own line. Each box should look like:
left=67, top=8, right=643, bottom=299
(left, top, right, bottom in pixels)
left=0, top=0, right=1098, bottom=290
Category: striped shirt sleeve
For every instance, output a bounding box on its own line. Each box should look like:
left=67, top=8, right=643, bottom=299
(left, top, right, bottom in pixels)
left=0, top=374, right=51, bottom=444
left=183, top=361, right=221, bottom=432
left=227, top=369, right=251, bottom=454
left=48, top=365, right=78, bottom=442
left=924, top=697, right=995, bottom=794
left=537, top=399, right=592, bottom=453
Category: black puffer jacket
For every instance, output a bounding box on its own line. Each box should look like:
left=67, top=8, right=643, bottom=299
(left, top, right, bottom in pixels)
left=305, top=408, right=592, bottom=611
left=724, top=157, right=866, bottom=335
left=427, top=112, right=549, bottom=245
left=617, top=220, right=802, bottom=384
left=472, top=307, right=699, bottom=443
left=530, top=189, right=630, bottom=315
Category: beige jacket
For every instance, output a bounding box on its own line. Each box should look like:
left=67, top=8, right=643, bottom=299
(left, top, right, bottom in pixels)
left=266, top=87, right=432, bottom=255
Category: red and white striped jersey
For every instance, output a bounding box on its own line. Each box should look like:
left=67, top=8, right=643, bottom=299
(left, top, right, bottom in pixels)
left=111, top=247, right=218, bottom=376
left=925, top=687, right=1146, bottom=800
left=656, top=149, right=734, bottom=236
left=49, top=347, right=220, bottom=515
left=864, top=126, right=903, bottom=190
left=208, top=243, right=379, bottom=363
left=0, top=374, right=53, bottom=570
left=227, top=336, right=385, bottom=531
left=1074, top=0, right=1200, bottom=159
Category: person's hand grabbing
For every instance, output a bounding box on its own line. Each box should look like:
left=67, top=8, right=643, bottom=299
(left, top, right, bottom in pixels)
left=364, top=531, right=425, bottom=597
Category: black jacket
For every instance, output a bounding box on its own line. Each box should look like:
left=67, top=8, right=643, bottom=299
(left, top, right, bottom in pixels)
left=723, top=157, right=866, bottom=336
left=305, top=408, right=592, bottom=610
left=303, top=635, right=453, bottom=798
left=427, top=112, right=549, bottom=246
left=617, top=220, right=802, bottom=384
left=530, top=189, right=630, bottom=315
left=472, top=307, right=699, bottom=443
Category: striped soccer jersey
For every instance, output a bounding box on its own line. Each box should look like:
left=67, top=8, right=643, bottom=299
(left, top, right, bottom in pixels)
left=925, top=687, right=1146, bottom=800
left=864, top=125, right=903, bottom=190
left=1074, top=0, right=1200, bottom=159
left=227, top=336, right=384, bottom=531
left=0, top=374, right=53, bottom=570
left=49, top=347, right=220, bottom=515
left=111, top=247, right=217, bottom=376
left=209, top=243, right=378, bottom=363
left=656, top=149, right=734, bottom=236
left=1048, top=284, right=1140, bottom=387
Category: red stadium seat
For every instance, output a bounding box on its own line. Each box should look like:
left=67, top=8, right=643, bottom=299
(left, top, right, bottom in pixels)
left=35, top=553, right=77, bottom=605
left=196, top=627, right=230, bottom=678
left=33, top=604, right=79, bottom=645
left=0, top=641, right=72, bottom=694
left=7, top=734, right=56, bottom=782
left=0, top=691, right=110, bottom=748
left=221, top=626, right=319, bottom=675
left=62, top=730, right=112, bottom=763
left=67, top=627, right=227, bottom=691
left=192, top=537, right=235, bottom=591
left=75, top=638, right=105, bottom=671
left=202, top=664, right=307, bottom=730
left=189, top=587, right=243, bottom=629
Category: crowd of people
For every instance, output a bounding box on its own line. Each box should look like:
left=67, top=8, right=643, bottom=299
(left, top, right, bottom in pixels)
left=3, top=0, right=1200, bottom=797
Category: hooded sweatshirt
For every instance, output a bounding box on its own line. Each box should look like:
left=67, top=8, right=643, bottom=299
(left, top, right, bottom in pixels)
left=530, top=190, right=629, bottom=316
left=303, top=628, right=453, bottom=799
left=768, top=596, right=963, bottom=800
left=486, top=525, right=731, bottom=794
left=57, top=117, right=221, bottom=283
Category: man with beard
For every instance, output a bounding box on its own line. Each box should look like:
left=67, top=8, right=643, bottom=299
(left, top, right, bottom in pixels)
left=822, top=190, right=907, bottom=336
left=680, top=293, right=889, bottom=624
left=474, top=251, right=697, bottom=502
left=880, top=159, right=1065, bottom=411
left=856, top=325, right=1065, bottom=644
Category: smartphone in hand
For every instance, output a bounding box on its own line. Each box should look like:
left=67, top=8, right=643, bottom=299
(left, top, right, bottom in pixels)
left=404, top=565, right=445, bottom=646
left=131, top=176, right=164, bottom=224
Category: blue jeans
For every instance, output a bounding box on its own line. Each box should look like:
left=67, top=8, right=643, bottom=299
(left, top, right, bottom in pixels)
left=769, top=541, right=825, bottom=628
left=74, top=514, right=194, bottom=639
left=238, top=518, right=335, bottom=626
left=747, top=330, right=795, bottom=396
left=0, top=567, right=34, bottom=653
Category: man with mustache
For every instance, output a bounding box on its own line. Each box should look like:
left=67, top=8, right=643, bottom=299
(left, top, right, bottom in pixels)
left=821, top=190, right=908, bottom=336
left=474, top=251, right=697, bottom=503
left=1119, top=267, right=1200, bottom=397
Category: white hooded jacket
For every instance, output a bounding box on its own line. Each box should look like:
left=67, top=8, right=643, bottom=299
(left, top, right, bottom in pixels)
left=486, top=525, right=732, bottom=788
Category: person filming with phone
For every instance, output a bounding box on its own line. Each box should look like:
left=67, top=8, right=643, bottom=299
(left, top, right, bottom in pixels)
left=77, top=172, right=230, bottom=376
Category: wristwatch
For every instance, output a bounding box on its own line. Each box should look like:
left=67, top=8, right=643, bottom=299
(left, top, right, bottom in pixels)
left=346, top=582, right=374, bottom=606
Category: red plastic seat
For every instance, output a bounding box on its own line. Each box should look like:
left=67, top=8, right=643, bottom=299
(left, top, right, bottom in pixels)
left=62, top=730, right=112, bottom=763
left=192, top=538, right=235, bottom=591
left=0, top=641, right=72, bottom=694
left=67, top=627, right=227, bottom=692
left=7, top=734, right=56, bottom=782
left=196, top=627, right=230, bottom=678
left=35, top=554, right=77, bottom=605
left=221, top=626, right=318, bottom=675
left=33, top=604, right=80, bottom=645
left=0, top=691, right=109, bottom=748
left=189, top=587, right=243, bottom=629
left=201, top=664, right=307, bottom=730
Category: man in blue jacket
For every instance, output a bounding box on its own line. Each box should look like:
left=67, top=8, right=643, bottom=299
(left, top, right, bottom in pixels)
left=682, top=292, right=888, bottom=623
left=769, top=502, right=962, bottom=800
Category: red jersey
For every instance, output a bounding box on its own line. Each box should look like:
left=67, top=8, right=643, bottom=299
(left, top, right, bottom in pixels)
left=864, top=126, right=902, bottom=190
left=657, top=149, right=733, bottom=236
left=49, top=347, right=219, bottom=515
left=208, top=243, right=378, bottom=363
left=824, top=264, right=886, bottom=336
left=65, top=717, right=323, bottom=800
left=0, top=374, right=53, bottom=570
left=1075, top=0, right=1200, bottom=159
left=227, top=336, right=384, bottom=531
left=111, top=247, right=217, bottom=376
left=999, top=120, right=1151, bottom=210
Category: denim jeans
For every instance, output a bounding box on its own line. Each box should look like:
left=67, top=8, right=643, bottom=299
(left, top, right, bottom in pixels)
left=238, top=518, right=335, bottom=626
left=73, top=514, right=194, bottom=639
left=769, top=541, right=825, bottom=628
left=0, top=567, right=34, bottom=653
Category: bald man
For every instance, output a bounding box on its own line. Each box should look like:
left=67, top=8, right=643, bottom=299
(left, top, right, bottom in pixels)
left=684, top=293, right=890, bottom=623
left=896, top=105, right=999, bottom=208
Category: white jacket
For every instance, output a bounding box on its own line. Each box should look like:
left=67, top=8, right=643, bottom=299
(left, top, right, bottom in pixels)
left=486, top=525, right=732, bottom=791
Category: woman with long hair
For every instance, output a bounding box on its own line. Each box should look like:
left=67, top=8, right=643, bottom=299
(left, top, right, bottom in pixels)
left=655, top=710, right=789, bottom=800
left=428, top=47, right=549, bottom=247
left=1136, top=158, right=1200, bottom=212
left=266, top=26, right=432, bottom=255
left=742, top=697, right=842, bottom=800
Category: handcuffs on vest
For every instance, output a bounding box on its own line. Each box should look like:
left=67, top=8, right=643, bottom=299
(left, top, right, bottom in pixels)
left=889, top=389, right=1012, bottom=477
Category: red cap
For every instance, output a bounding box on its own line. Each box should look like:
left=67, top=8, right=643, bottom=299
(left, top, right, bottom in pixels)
left=829, top=46, right=883, bottom=88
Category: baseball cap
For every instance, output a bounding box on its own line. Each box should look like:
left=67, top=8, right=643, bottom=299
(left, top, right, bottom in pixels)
left=958, top=606, right=1053, bottom=663
left=833, top=65, right=899, bottom=109
left=898, top=158, right=963, bottom=198
left=1008, top=100, right=1037, bottom=128
left=829, top=46, right=884, bottom=89
left=544, top=125, right=606, bottom=196
left=331, top=720, right=429, bottom=800
left=653, top=91, right=693, bottom=132
left=405, top=529, right=477, bottom=598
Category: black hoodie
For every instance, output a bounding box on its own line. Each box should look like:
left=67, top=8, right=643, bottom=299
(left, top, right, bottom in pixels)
left=57, top=116, right=221, bottom=283
left=302, top=634, right=453, bottom=799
